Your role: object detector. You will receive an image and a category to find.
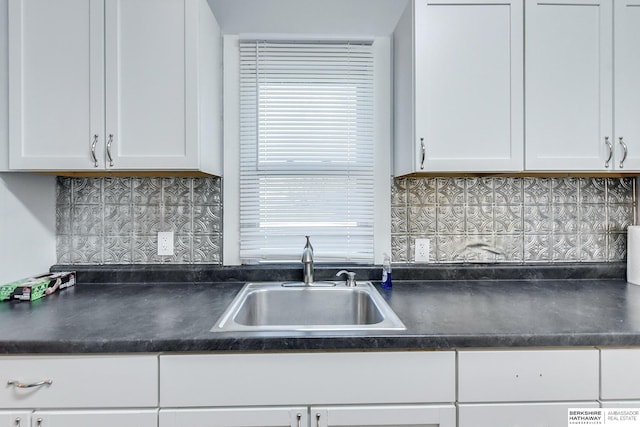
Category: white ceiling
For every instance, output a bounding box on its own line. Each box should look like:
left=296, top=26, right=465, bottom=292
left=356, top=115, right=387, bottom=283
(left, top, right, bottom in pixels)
left=207, top=0, right=409, bottom=36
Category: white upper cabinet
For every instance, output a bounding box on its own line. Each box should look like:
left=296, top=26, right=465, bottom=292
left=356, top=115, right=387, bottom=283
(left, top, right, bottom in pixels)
left=525, top=0, right=640, bottom=172
left=9, top=0, right=221, bottom=174
left=393, top=0, right=523, bottom=175
left=9, top=0, right=100, bottom=171
left=525, top=0, right=612, bottom=171
left=613, top=0, right=640, bottom=171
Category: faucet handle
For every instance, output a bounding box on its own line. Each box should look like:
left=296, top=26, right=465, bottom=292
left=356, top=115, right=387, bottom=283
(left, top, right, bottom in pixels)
left=336, top=270, right=357, bottom=287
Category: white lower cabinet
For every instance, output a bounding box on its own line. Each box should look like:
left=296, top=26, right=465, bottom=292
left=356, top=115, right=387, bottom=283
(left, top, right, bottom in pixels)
left=0, top=355, right=159, bottom=427
left=458, top=402, right=599, bottom=427
left=160, top=352, right=455, bottom=407
left=159, top=352, right=456, bottom=427
left=0, top=411, right=30, bottom=427
left=0, top=355, right=158, bottom=408
left=457, top=349, right=600, bottom=427
left=4, top=347, right=639, bottom=427
left=600, top=348, right=640, bottom=411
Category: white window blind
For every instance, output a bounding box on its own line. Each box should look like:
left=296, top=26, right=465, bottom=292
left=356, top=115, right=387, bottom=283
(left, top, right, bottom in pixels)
left=239, top=40, right=375, bottom=263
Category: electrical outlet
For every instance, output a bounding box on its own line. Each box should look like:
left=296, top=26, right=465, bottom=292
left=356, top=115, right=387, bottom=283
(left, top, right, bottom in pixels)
left=158, top=231, right=174, bottom=256
left=415, top=238, right=430, bottom=263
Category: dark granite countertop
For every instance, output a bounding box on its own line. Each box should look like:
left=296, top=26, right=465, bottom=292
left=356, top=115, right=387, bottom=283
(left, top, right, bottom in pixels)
left=1, top=263, right=640, bottom=353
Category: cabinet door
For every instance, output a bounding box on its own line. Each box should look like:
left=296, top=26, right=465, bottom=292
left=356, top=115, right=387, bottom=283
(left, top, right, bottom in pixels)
left=601, top=348, right=640, bottom=400
left=0, top=411, right=31, bottom=427
left=414, top=0, right=523, bottom=172
left=459, top=402, right=599, bottom=427
left=32, top=410, right=157, bottom=427
left=614, top=0, right=640, bottom=171
left=104, top=0, right=198, bottom=170
left=313, top=405, right=455, bottom=427
left=525, top=0, right=613, bottom=171
left=8, top=0, right=105, bottom=170
left=159, top=407, right=307, bottom=427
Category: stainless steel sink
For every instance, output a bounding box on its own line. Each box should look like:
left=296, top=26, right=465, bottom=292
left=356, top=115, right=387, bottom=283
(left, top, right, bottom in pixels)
left=212, top=281, right=405, bottom=332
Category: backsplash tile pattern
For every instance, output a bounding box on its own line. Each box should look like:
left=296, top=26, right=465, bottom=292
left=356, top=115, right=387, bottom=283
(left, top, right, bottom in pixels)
left=391, top=177, right=636, bottom=263
left=57, top=176, right=634, bottom=265
left=56, top=177, right=222, bottom=264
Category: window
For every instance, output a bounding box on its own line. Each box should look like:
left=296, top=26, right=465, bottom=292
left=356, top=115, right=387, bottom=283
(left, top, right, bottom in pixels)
left=239, top=41, right=375, bottom=263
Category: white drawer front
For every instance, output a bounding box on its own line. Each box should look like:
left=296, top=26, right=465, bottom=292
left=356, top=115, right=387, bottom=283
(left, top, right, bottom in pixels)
left=601, top=349, right=640, bottom=399
left=601, top=401, right=640, bottom=408
left=459, top=402, right=599, bottom=427
left=458, top=349, right=599, bottom=402
left=0, top=355, right=158, bottom=408
left=160, top=351, right=456, bottom=407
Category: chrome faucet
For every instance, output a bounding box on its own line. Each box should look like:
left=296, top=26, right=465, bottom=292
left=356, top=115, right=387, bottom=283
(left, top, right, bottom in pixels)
left=302, top=236, right=314, bottom=285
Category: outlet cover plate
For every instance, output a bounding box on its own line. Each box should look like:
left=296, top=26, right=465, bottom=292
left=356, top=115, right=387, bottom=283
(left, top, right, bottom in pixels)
left=158, top=231, right=174, bottom=256
left=415, top=238, right=430, bottom=263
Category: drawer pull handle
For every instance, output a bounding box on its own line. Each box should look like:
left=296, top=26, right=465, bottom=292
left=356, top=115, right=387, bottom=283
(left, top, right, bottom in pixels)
left=7, top=379, right=53, bottom=388
left=14, top=417, right=20, bottom=427
left=316, top=413, right=321, bottom=427
left=36, top=418, right=42, bottom=427
left=296, top=413, right=302, bottom=427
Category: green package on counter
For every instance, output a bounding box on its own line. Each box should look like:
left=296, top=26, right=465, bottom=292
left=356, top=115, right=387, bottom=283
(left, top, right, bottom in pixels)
left=0, top=272, right=76, bottom=302
left=0, top=283, right=18, bottom=301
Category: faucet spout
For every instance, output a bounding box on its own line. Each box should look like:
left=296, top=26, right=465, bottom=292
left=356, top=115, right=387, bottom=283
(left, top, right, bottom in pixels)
left=302, top=236, right=314, bottom=285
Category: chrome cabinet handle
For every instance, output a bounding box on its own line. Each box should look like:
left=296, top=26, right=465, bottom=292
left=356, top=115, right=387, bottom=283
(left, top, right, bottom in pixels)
left=316, top=413, right=321, bottom=427
left=619, top=137, right=628, bottom=169
left=14, top=417, right=20, bottom=427
left=605, top=136, right=613, bottom=168
left=90, top=134, right=99, bottom=167
left=420, top=137, right=425, bottom=170
left=106, top=134, right=114, bottom=167
left=296, top=413, right=302, bottom=427
left=7, top=379, right=52, bottom=388
left=36, top=418, right=42, bottom=427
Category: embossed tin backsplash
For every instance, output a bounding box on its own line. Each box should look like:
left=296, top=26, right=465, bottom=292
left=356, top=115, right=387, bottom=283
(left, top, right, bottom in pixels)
left=57, top=176, right=635, bottom=265
left=56, top=177, right=222, bottom=264
left=392, top=177, right=636, bottom=263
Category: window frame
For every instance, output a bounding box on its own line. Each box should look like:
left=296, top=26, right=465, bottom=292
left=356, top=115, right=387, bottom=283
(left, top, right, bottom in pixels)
left=223, top=35, right=391, bottom=265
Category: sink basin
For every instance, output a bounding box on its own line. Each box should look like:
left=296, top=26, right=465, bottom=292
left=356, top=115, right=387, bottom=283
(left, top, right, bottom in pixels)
left=212, top=281, right=406, bottom=332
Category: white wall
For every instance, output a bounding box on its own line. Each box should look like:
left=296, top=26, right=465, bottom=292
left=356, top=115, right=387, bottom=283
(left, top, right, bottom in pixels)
left=0, top=1, right=56, bottom=282
left=0, top=173, right=56, bottom=283
left=0, top=1, right=55, bottom=282
left=1, top=0, right=8, bottom=171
